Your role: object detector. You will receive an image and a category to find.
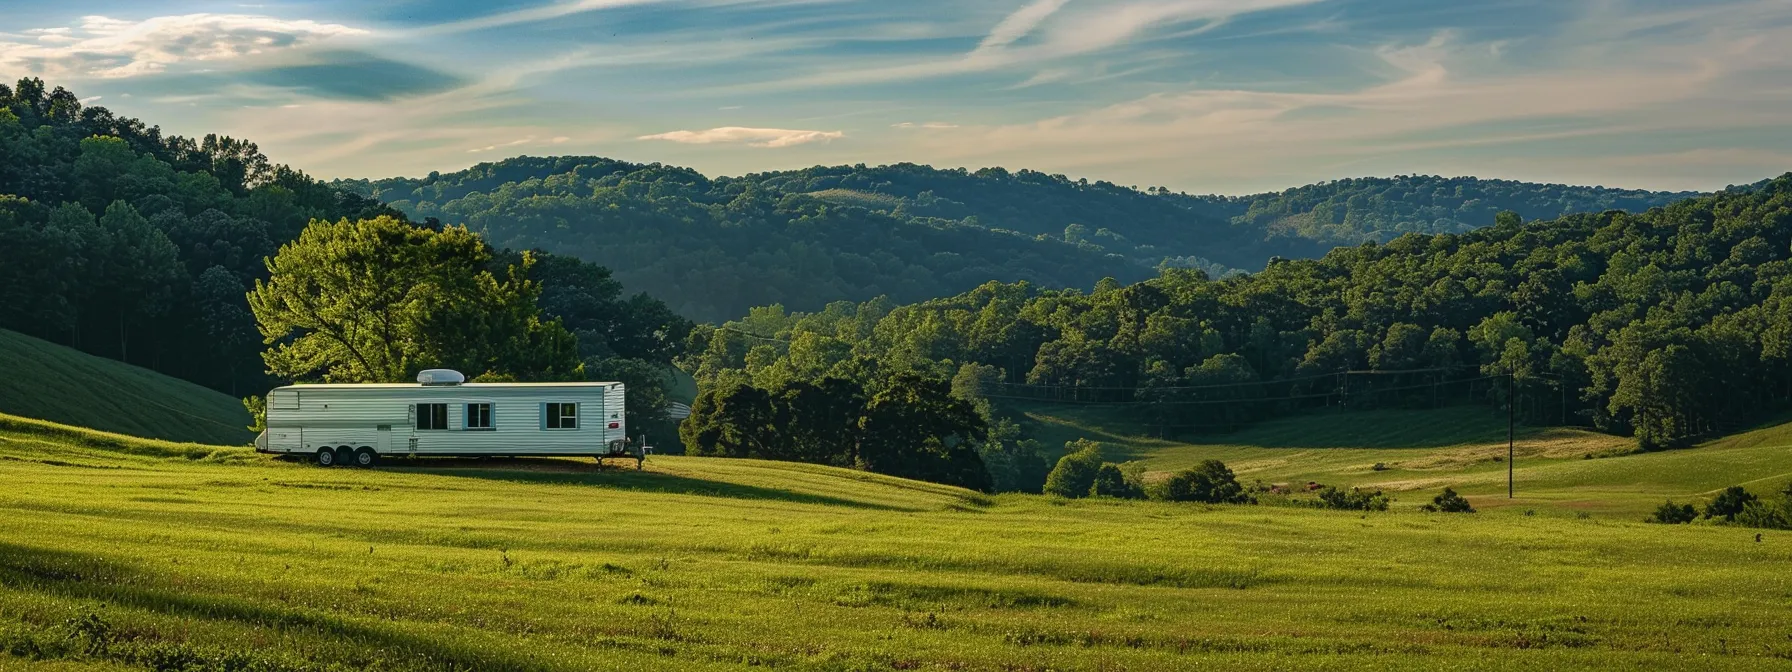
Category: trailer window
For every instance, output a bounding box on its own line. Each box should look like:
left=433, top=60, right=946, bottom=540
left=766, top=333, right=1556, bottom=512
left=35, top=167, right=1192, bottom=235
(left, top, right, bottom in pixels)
left=465, top=403, right=492, bottom=430
left=545, top=402, right=578, bottom=429
left=416, top=403, right=448, bottom=430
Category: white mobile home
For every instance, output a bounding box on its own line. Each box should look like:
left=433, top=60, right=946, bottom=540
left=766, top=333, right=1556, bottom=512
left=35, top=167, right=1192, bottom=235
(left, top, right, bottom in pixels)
left=254, top=370, right=628, bottom=467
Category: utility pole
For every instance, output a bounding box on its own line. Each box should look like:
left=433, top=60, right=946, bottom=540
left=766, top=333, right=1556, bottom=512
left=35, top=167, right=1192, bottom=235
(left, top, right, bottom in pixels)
left=1508, top=366, right=1515, bottom=499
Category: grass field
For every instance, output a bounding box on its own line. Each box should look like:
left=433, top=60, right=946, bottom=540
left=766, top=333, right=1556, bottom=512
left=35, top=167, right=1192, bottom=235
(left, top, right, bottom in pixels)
left=0, top=329, right=251, bottom=446
left=1016, top=402, right=1792, bottom=516
left=802, top=189, right=906, bottom=211
left=5, top=412, right=1792, bottom=670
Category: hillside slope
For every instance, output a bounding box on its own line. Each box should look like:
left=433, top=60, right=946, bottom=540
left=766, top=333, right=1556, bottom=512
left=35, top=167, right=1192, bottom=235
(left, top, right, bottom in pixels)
left=0, top=329, right=251, bottom=445
left=339, top=158, right=1700, bottom=321
left=5, top=413, right=1792, bottom=669
left=339, top=158, right=1158, bottom=322
left=1020, top=402, right=1792, bottom=514
left=1219, top=175, right=1698, bottom=245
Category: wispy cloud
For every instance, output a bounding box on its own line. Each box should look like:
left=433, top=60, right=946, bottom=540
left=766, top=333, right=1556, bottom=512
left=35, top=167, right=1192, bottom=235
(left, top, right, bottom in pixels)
left=889, top=4, right=1792, bottom=191
left=0, top=14, right=366, bottom=78
left=638, top=126, right=844, bottom=148
left=756, top=0, right=1321, bottom=90
left=469, top=137, right=539, bottom=153
left=975, top=0, right=1072, bottom=52
left=413, top=0, right=668, bottom=36
left=31, top=0, right=1787, bottom=193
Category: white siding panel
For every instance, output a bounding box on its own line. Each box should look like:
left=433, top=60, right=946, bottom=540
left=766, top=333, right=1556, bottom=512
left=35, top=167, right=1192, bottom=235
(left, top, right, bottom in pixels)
left=264, top=382, right=625, bottom=456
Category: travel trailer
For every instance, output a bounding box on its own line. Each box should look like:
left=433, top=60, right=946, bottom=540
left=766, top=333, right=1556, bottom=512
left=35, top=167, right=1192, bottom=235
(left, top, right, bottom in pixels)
left=254, top=369, right=632, bottom=467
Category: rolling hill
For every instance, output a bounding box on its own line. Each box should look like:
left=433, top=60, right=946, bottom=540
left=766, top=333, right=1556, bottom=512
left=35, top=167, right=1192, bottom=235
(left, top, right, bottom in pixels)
left=1017, top=401, right=1792, bottom=516
left=337, top=159, right=1699, bottom=322
left=0, top=328, right=252, bottom=445
left=4, top=411, right=1792, bottom=670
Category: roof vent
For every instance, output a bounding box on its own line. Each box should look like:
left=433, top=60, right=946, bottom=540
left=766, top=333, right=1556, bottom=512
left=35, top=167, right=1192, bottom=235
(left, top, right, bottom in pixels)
left=417, top=369, right=466, bottom=386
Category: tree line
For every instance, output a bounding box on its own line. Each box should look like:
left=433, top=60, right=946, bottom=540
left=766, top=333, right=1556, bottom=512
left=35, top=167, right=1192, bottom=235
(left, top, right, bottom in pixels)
left=681, top=177, right=1792, bottom=463
left=679, top=373, right=994, bottom=490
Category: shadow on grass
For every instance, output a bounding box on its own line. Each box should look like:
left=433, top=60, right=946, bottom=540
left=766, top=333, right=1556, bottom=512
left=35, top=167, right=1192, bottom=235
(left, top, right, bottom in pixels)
left=366, top=456, right=916, bottom=512
left=0, top=541, right=585, bottom=671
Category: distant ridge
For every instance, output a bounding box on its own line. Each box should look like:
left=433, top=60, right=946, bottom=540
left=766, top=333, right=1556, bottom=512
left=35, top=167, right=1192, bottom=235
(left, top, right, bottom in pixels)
left=338, top=158, right=1705, bottom=321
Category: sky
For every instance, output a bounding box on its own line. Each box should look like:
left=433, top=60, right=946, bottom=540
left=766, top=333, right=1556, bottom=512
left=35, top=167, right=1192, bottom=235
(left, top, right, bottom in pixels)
left=2, top=0, right=1789, bottom=194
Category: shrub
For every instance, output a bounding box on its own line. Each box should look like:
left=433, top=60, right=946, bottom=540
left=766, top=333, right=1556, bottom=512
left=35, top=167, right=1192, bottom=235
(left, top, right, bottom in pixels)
left=1735, top=500, right=1792, bottom=530
left=1421, top=488, right=1475, bottom=513
left=1647, top=500, right=1697, bottom=524
left=1043, top=440, right=1104, bottom=499
left=1316, top=486, right=1389, bottom=511
left=1089, top=463, right=1144, bottom=499
left=1704, top=486, right=1757, bottom=522
left=1150, top=459, right=1253, bottom=504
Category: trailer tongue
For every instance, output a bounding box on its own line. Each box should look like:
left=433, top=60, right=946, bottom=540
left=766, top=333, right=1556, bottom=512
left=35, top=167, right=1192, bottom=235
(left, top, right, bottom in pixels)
left=599, top=437, right=644, bottom=470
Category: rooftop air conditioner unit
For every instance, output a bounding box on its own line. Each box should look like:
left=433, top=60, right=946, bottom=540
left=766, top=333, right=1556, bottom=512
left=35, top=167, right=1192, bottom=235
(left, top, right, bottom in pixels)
left=417, top=369, right=466, bottom=386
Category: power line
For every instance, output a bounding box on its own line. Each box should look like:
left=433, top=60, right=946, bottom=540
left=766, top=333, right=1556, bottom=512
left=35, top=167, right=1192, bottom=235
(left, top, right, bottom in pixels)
left=713, top=325, right=790, bottom=344
left=988, top=369, right=1493, bottom=395
left=979, top=374, right=1505, bottom=406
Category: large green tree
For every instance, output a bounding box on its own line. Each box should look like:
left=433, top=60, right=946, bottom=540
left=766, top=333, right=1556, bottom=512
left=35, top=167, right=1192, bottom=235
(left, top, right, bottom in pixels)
left=248, top=216, right=579, bottom=383
left=858, top=373, right=991, bottom=491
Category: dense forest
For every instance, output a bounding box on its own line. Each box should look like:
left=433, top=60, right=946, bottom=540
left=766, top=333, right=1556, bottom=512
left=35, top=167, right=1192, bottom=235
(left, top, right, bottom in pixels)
left=0, top=80, right=689, bottom=417
left=335, top=159, right=1158, bottom=323
left=1222, top=176, right=1699, bottom=246
left=0, top=78, right=398, bottom=393
left=681, top=177, right=1792, bottom=487
left=342, top=159, right=1696, bottom=322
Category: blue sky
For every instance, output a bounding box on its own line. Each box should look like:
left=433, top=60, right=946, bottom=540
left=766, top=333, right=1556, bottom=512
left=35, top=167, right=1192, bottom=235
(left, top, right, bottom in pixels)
left=3, top=0, right=1788, bottom=193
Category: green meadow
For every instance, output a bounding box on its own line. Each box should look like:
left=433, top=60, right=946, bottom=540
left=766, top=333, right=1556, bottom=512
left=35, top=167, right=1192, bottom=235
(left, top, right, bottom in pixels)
left=1019, top=401, right=1792, bottom=516
left=5, top=409, right=1792, bottom=671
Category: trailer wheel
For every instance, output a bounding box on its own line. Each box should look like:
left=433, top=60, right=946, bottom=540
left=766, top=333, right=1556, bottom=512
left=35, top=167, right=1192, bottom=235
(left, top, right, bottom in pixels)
left=334, top=446, right=354, bottom=467
left=354, top=447, right=379, bottom=468
left=314, top=447, right=336, bottom=467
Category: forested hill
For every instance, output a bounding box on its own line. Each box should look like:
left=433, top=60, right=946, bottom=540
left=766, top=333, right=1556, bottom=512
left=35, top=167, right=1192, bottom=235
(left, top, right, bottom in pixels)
left=1215, top=176, right=1700, bottom=246
left=341, top=159, right=1698, bottom=322
left=335, top=159, right=1177, bottom=323
left=681, top=175, right=1792, bottom=453
left=0, top=78, right=399, bottom=394
left=0, top=79, right=690, bottom=403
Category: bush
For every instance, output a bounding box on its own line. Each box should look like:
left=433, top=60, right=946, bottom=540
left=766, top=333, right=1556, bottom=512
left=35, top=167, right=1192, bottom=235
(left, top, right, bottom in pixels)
left=1735, top=500, right=1792, bottom=530
left=1704, top=486, right=1757, bottom=522
left=1089, top=463, right=1144, bottom=499
left=1647, top=500, right=1697, bottom=524
left=1043, top=440, right=1104, bottom=499
left=1150, top=460, right=1253, bottom=504
left=1421, top=488, right=1475, bottom=513
left=1315, top=486, right=1389, bottom=511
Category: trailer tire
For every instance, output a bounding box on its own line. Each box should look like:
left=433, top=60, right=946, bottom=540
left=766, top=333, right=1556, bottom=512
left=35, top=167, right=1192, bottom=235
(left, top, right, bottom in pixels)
left=314, top=447, right=336, bottom=467
left=334, top=446, right=354, bottom=467
left=354, top=447, right=379, bottom=468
